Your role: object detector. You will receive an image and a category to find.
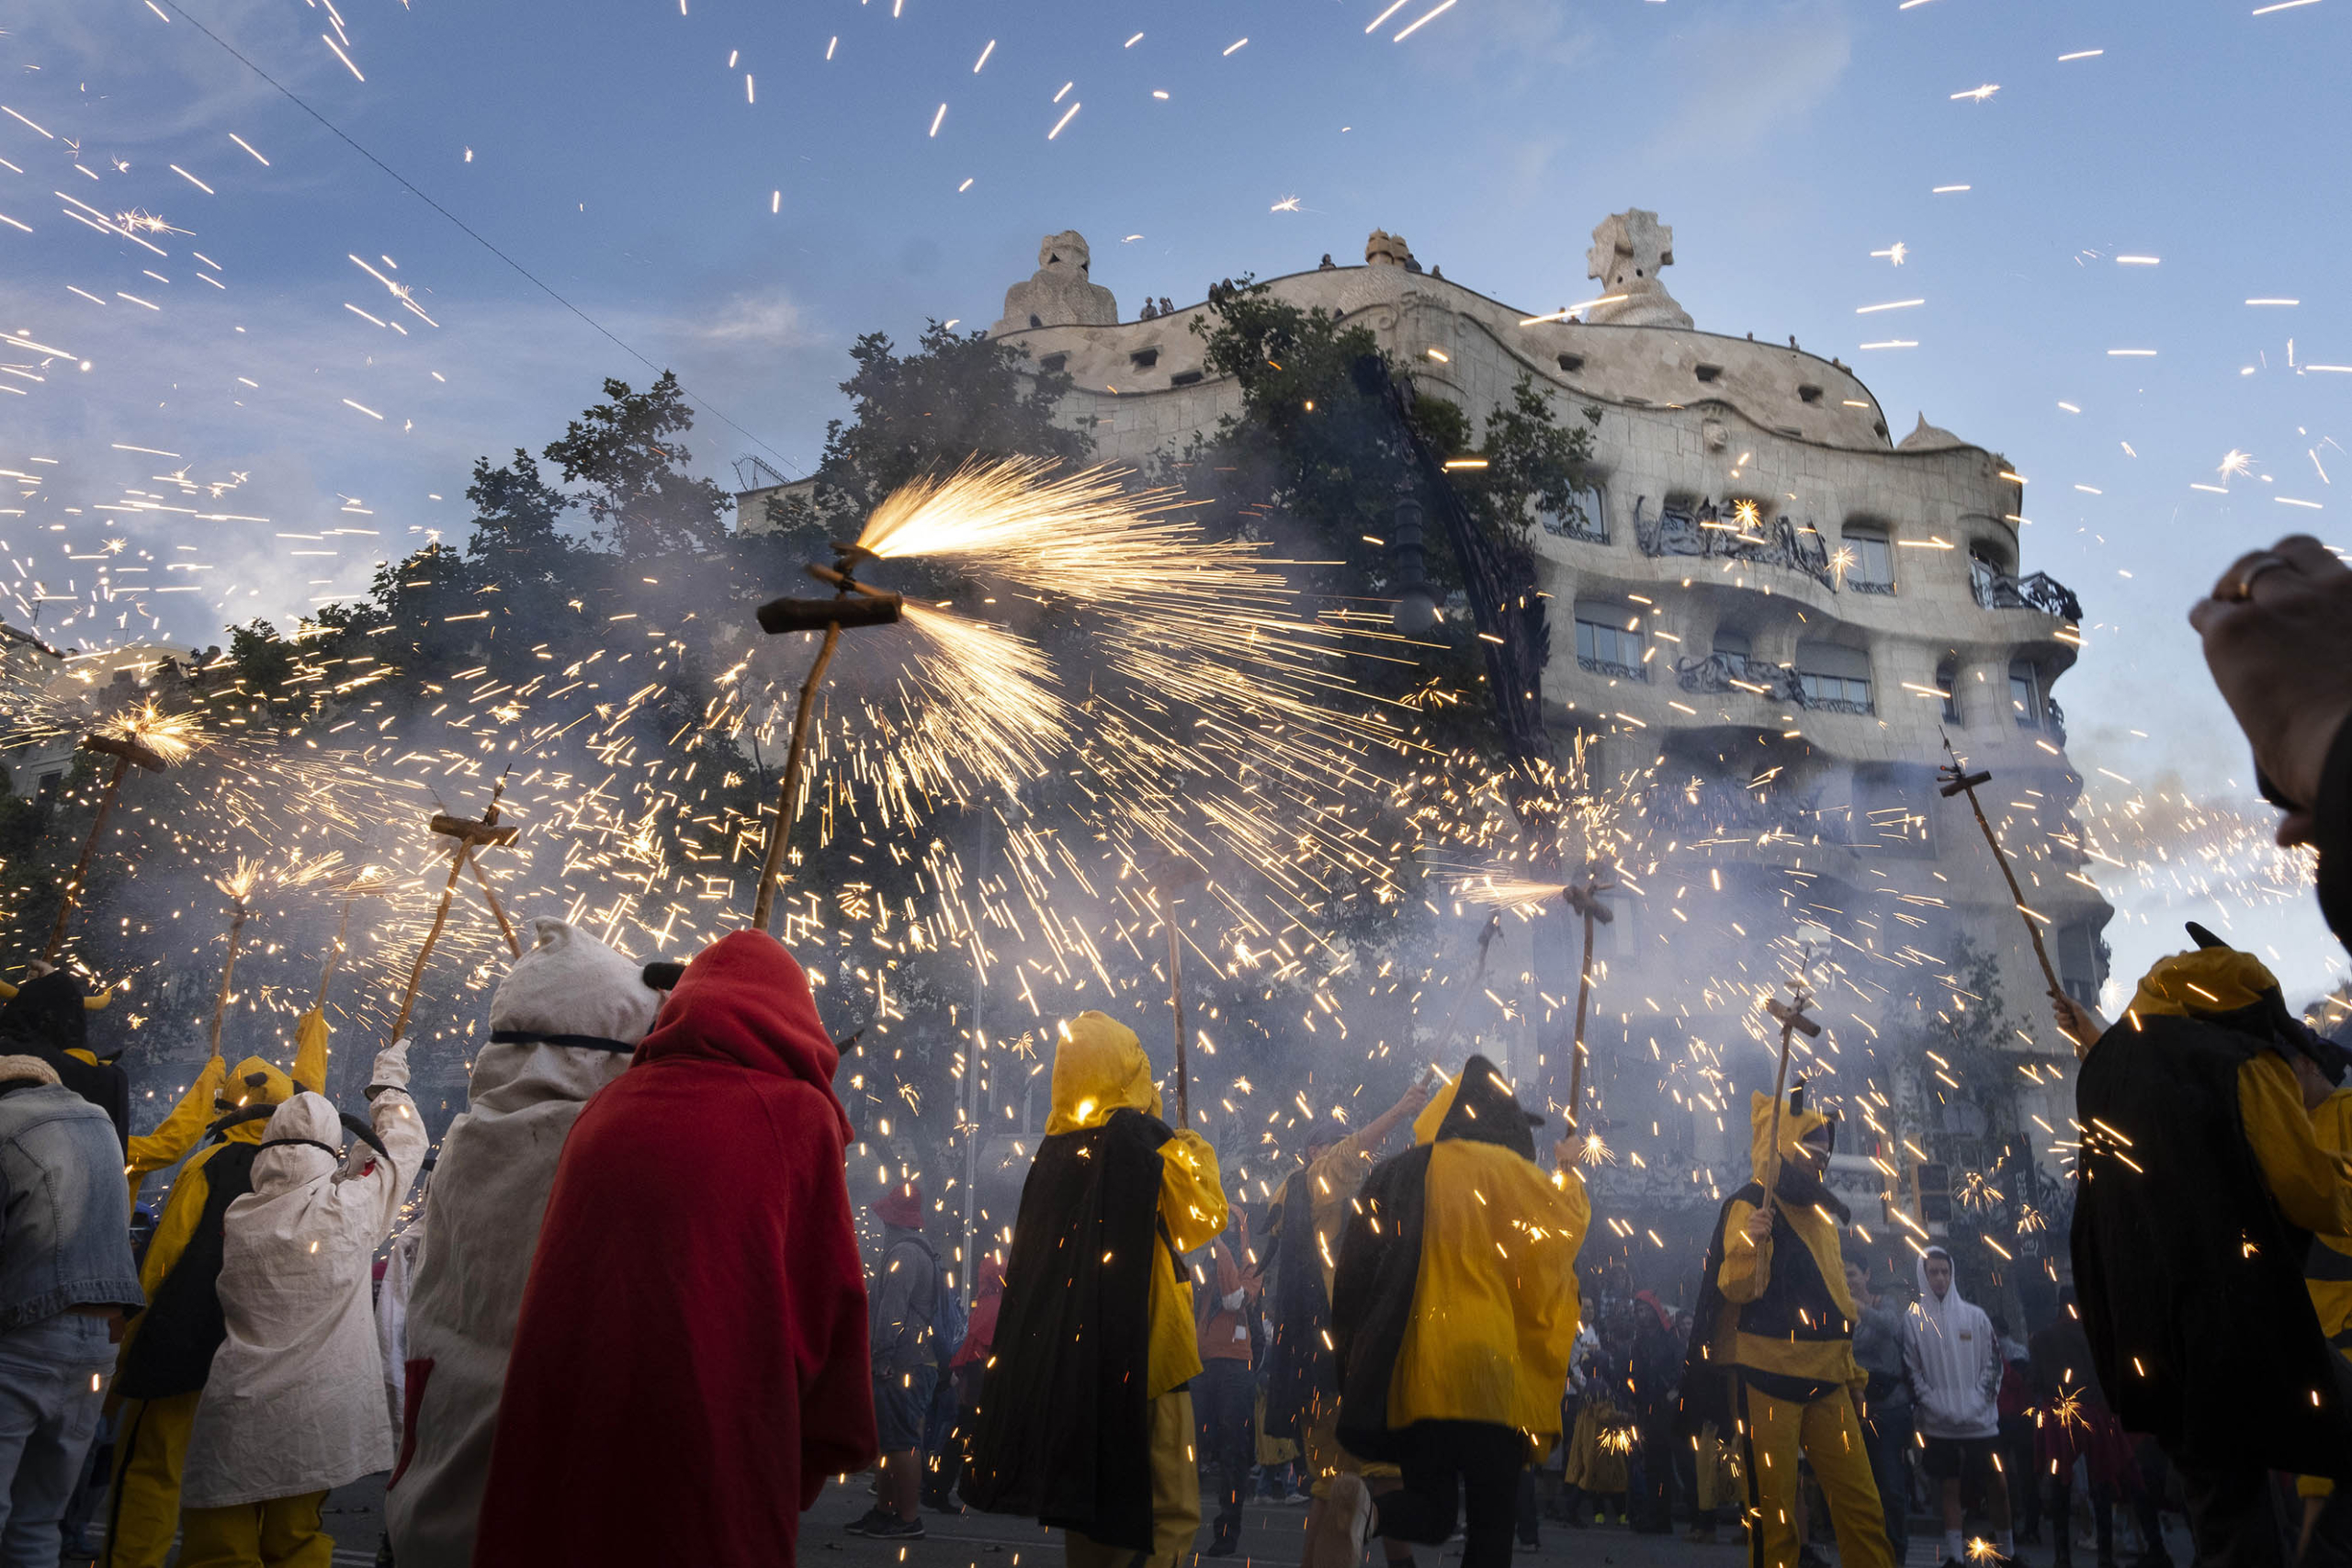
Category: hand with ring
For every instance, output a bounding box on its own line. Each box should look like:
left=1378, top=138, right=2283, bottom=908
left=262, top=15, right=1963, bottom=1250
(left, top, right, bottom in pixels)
left=2188, top=535, right=2352, bottom=833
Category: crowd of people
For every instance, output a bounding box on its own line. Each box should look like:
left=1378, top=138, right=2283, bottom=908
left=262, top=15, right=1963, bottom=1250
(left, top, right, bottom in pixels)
left=0, top=533, right=2349, bottom=1568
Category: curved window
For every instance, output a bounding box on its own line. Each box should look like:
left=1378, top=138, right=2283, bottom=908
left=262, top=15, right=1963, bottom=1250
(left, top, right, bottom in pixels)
left=2009, top=659, right=2042, bottom=728
left=1574, top=601, right=1647, bottom=682
left=1936, top=658, right=1962, bottom=724
left=1841, top=524, right=1894, bottom=594
left=1796, top=641, right=1873, bottom=715
left=1713, top=629, right=1752, bottom=660
left=1539, top=484, right=1609, bottom=543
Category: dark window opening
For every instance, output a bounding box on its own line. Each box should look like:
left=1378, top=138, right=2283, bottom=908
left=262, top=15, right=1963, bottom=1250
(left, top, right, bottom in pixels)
left=1169, top=368, right=1204, bottom=387
left=1694, top=364, right=1723, bottom=384
left=1798, top=384, right=1824, bottom=404
left=1557, top=353, right=1585, bottom=374
left=1037, top=352, right=1068, bottom=373
left=1128, top=347, right=1159, bottom=370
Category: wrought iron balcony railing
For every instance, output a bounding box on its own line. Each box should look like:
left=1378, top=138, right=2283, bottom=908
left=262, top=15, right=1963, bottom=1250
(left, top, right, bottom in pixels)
left=1634, top=498, right=1838, bottom=592
left=1971, top=561, right=2084, bottom=622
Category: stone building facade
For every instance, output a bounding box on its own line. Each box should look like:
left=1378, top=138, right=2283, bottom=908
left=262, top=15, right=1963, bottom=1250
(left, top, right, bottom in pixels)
left=735, top=215, right=2107, bottom=1216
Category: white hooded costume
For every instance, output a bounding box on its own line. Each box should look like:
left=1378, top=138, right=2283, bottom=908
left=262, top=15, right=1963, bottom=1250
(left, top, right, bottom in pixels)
left=180, top=1046, right=428, bottom=1508
left=381, top=919, right=664, bottom=1568
left=1900, top=1245, right=2002, bottom=1440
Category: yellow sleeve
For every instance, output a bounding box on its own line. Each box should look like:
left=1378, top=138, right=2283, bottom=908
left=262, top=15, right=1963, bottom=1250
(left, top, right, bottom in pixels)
left=1158, top=1129, right=1229, bottom=1254
left=1718, top=1197, right=1773, bottom=1303
left=126, top=1056, right=226, bottom=1193
left=290, top=1007, right=329, bottom=1095
left=136, top=1147, right=217, bottom=1301
left=2242, top=1055, right=2352, bottom=1236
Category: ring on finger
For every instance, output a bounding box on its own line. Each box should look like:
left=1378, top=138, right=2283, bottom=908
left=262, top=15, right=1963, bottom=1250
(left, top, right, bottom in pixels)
left=2232, top=553, right=2297, bottom=601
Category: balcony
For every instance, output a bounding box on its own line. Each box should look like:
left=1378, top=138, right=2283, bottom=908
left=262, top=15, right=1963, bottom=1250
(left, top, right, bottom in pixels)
left=1971, top=562, right=2084, bottom=623
left=1844, top=577, right=1896, bottom=597
left=1635, top=498, right=1837, bottom=592
left=1676, top=652, right=1800, bottom=702
left=1578, top=655, right=1647, bottom=682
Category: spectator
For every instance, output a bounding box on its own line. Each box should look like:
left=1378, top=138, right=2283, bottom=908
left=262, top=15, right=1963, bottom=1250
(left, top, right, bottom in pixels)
left=0, top=966, right=127, bottom=1149
left=1904, top=1247, right=2009, bottom=1566
left=1846, top=1260, right=1915, bottom=1568
left=0, top=1052, right=143, bottom=1563
left=1628, top=1292, right=1684, bottom=1534
left=1263, top=1081, right=1428, bottom=1564
left=1195, top=1211, right=1259, bottom=1556
left=2028, top=1290, right=2133, bottom=1568
left=852, top=1181, right=939, bottom=1541
left=931, top=1255, right=1003, bottom=1508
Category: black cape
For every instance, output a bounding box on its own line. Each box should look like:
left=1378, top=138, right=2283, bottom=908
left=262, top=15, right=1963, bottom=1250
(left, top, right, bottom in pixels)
left=1330, top=1055, right=1537, bottom=1462
left=0, top=970, right=127, bottom=1150
left=2071, top=1008, right=2352, bottom=1476
left=115, top=1127, right=262, bottom=1401
left=961, top=1106, right=1175, bottom=1551
left=1675, top=1165, right=1852, bottom=1436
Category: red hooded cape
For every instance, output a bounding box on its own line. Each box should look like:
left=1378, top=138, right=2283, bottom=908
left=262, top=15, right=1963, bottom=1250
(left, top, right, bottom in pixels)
left=472, top=931, right=875, bottom=1567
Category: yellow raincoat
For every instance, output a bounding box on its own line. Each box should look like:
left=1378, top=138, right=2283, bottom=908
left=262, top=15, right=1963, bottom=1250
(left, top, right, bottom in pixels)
left=1044, top=1010, right=1227, bottom=1398
left=104, top=1009, right=327, bottom=1568
left=1384, top=1070, right=1589, bottom=1443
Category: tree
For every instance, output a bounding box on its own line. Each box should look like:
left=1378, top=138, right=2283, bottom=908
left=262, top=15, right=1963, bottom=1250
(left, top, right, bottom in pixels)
left=765, top=321, right=1091, bottom=551
left=465, top=449, right=582, bottom=598
left=542, top=371, right=731, bottom=559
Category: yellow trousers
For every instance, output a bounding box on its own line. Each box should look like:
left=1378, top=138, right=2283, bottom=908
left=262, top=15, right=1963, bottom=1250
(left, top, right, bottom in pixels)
left=1739, top=1382, right=1893, bottom=1568
left=1067, top=1391, right=1201, bottom=1568
left=176, top=1490, right=332, bottom=1568
left=102, top=1391, right=200, bottom=1568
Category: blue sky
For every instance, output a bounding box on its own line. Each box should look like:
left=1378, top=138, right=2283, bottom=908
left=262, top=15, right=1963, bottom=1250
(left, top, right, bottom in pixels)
left=2, top=0, right=2347, bottom=998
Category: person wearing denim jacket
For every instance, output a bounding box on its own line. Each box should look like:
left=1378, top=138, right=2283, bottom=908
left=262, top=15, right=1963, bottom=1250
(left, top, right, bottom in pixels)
left=0, top=1051, right=143, bottom=1565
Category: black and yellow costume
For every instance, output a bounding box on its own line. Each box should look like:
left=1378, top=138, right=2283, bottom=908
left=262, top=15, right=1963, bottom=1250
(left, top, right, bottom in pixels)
left=1679, top=1088, right=1891, bottom=1568
left=2073, top=942, right=2352, bottom=1563
left=102, top=1010, right=326, bottom=1568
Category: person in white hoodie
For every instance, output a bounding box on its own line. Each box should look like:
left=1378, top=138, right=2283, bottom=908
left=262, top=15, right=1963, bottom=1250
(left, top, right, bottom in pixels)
left=380, top=919, right=667, bottom=1568
left=1902, top=1246, right=2010, bottom=1568
left=174, top=1036, right=424, bottom=1567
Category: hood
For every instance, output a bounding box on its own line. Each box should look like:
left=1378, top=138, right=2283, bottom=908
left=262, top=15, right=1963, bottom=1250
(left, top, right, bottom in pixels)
left=1913, top=1245, right=1973, bottom=1326
left=635, top=931, right=849, bottom=1138
left=0, top=970, right=88, bottom=1055
left=1747, top=1087, right=1834, bottom=1174
left=489, top=917, right=663, bottom=1053
left=2125, top=943, right=2349, bottom=1077
left=975, top=1256, right=1007, bottom=1299
left=213, top=1055, right=297, bottom=1139
left=1634, top=1289, right=1671, bottom=1334
left=250, top=1090, right=345, bottom=1193
left=1413, top=1054, right=1541, bottom=1158
left=876, top=1180, right=923, bottom=1230
left=1045, top=1010, right=1160, bottom=1134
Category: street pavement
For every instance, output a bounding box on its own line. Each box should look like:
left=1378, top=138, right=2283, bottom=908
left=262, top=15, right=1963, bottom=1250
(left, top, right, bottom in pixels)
left=122, top=1471, right=2188, bottom=1567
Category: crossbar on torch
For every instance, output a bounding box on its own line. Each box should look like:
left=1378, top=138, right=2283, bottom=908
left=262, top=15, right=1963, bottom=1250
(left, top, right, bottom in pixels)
left=748, top=558, right=904, bottom=935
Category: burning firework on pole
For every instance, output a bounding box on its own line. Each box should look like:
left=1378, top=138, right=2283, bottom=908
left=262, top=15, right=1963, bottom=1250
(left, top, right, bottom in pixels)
left=41, top=705, right=187, bottom=965
left=748, top=542, right=905, bottom=935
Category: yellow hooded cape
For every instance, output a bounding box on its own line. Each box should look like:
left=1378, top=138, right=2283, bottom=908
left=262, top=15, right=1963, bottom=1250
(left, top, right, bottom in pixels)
left=1384, top=1066, right=1588, bottom=1442
left=1045, top=1010, right=1227, bottom=1398
left=1710, top=1090, right=1861, bottom=1392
